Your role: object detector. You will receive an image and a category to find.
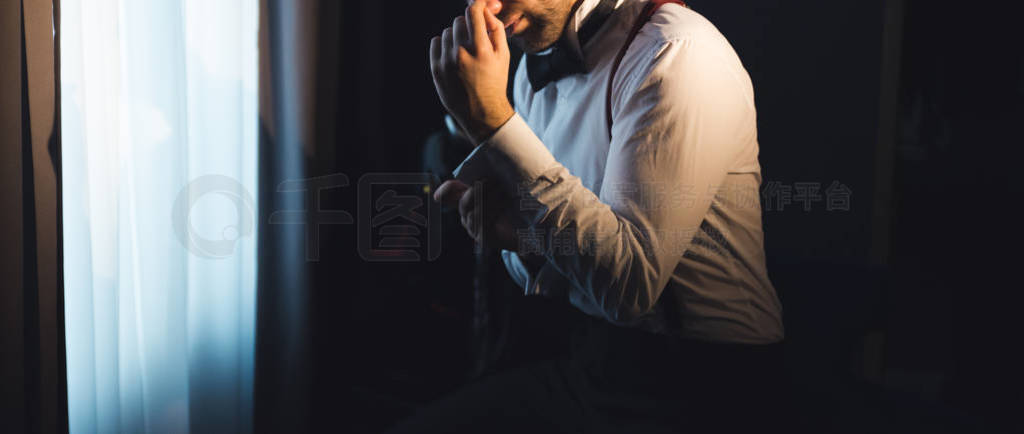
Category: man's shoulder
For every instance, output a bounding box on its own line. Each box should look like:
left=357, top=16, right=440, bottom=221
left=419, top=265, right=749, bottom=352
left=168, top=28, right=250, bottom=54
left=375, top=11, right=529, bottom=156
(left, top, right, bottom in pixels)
left=604, top=3, right=755, bottom=123
left=633, top=3, right=730, bottom=50
left=611, top=3, right=745, bottom=85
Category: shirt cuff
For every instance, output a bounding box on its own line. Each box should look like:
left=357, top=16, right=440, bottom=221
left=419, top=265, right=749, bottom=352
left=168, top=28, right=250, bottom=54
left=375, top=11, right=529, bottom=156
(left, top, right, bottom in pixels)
left=500, top=249, right=533, bottom=293
left=501, top=249, right=566, bottom=297
left=452, top=112, right=559, bottom=189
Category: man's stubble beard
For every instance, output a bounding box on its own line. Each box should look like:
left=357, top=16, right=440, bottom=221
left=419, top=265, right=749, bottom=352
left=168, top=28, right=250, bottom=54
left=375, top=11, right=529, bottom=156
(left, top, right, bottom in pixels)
left=510, top=0, right=578, bottom=54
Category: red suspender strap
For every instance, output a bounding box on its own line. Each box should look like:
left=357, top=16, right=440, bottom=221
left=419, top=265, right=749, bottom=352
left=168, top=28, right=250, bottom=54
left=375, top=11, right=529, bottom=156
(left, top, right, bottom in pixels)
left=606, top=0, right=688, bottom=140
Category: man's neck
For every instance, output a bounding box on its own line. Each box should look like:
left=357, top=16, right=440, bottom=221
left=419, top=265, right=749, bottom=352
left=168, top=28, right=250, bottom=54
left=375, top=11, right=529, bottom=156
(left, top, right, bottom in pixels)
left=535, top=0, right=619, bottom=56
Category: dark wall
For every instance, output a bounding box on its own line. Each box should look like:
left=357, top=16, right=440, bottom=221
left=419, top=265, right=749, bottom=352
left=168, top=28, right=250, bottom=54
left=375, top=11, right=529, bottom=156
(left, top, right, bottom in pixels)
left=889, top=1, right=1022, bottom=431
left=306, top=2, right=482, bottom=432
left=694, top=0, right=887, bottom=265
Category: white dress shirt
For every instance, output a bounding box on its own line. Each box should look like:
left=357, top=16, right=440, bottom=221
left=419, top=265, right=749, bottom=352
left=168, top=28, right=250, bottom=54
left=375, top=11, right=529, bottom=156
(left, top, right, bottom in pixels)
left=453, top=0, right=784, bottom=344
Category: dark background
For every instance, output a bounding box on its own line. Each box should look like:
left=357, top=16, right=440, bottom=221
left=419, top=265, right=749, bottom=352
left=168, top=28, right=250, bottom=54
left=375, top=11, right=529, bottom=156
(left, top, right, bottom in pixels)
left=280, top=0, right=1023, bottom=433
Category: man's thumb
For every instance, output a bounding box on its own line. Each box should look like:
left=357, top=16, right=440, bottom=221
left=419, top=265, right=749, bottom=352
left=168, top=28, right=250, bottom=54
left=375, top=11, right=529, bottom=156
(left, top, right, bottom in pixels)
left=484, top=8, right=508, bottom=53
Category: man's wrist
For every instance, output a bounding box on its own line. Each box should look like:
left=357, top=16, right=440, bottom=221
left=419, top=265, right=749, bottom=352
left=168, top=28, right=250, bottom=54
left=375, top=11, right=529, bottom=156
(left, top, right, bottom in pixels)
left=467, top=103, right=515, bottom=145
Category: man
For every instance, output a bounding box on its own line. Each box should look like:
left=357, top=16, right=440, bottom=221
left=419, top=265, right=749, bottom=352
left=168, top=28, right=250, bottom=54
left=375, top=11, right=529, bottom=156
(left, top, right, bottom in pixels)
left=390, top=0, right=786, bottom=432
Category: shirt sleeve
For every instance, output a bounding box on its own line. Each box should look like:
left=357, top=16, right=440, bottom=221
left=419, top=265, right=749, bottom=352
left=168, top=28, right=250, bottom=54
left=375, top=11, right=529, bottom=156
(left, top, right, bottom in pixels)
left=454, top=36, right=756, bottom=325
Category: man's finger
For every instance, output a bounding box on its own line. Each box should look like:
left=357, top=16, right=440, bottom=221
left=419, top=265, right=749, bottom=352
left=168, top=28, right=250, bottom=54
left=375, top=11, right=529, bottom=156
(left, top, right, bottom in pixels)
left=460, top=187, right=485, bottom=241
left=452, top=16, right=469, bottom=53
left=483, top=8, right=508, bottom=54
left=462, top=208, right=478, bottom=241
left=429, top=36, right=444, bottom=100
left=434, top=179, right=469, bottom=206
left=430, top=36, right=441, bottom=62
left=458, top=183, right=478, bottom=219
left=429, top=36, right=441, bottom=77
left=466, top=0, right=501, bottom=14
left=441, top=27, right=453, bottom=64
left=467, top=0, right=489, bottom=54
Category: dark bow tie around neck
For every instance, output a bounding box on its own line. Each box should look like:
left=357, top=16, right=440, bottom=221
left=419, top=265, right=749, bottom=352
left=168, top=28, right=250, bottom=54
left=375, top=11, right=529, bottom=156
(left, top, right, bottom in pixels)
left=526, top=41, right=586, bottom=92
left=526, top=0, right=617, bottom=92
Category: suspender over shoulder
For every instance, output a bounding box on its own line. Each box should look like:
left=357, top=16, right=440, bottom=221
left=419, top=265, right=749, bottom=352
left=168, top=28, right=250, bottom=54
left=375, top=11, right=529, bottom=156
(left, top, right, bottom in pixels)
left=606, top=0, right=688, bottom=140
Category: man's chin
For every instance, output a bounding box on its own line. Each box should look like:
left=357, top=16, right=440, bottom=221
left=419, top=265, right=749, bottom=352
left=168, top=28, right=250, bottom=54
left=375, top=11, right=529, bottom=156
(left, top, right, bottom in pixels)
left=511, top=37, right=556, bottom=55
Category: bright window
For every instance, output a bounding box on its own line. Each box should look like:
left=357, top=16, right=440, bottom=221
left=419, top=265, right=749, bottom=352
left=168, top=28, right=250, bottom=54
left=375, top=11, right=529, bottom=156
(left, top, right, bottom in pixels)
left=60, top=0, right=258, bottom=431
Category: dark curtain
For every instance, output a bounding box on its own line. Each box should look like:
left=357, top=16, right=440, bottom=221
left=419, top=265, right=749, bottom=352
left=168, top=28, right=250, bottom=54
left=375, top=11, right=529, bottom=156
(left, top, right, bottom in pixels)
left=0, top=0, right=68, bottom=433
left=254, top=0, right=352, bottom=431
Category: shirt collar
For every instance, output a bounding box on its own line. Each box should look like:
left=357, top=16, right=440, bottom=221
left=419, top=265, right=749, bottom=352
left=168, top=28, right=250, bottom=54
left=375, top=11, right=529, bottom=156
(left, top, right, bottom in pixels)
left=562, top=0, right=624, bottom=60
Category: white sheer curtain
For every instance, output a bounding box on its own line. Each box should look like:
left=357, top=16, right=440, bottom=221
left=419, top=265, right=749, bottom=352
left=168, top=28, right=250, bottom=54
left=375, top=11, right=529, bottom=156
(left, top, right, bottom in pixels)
left=60, top=0, right=258, bottom=432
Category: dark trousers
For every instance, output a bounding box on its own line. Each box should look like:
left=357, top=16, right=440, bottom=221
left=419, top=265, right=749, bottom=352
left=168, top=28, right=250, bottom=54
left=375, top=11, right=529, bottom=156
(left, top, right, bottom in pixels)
left=385, top=313, right=787, bottom=434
